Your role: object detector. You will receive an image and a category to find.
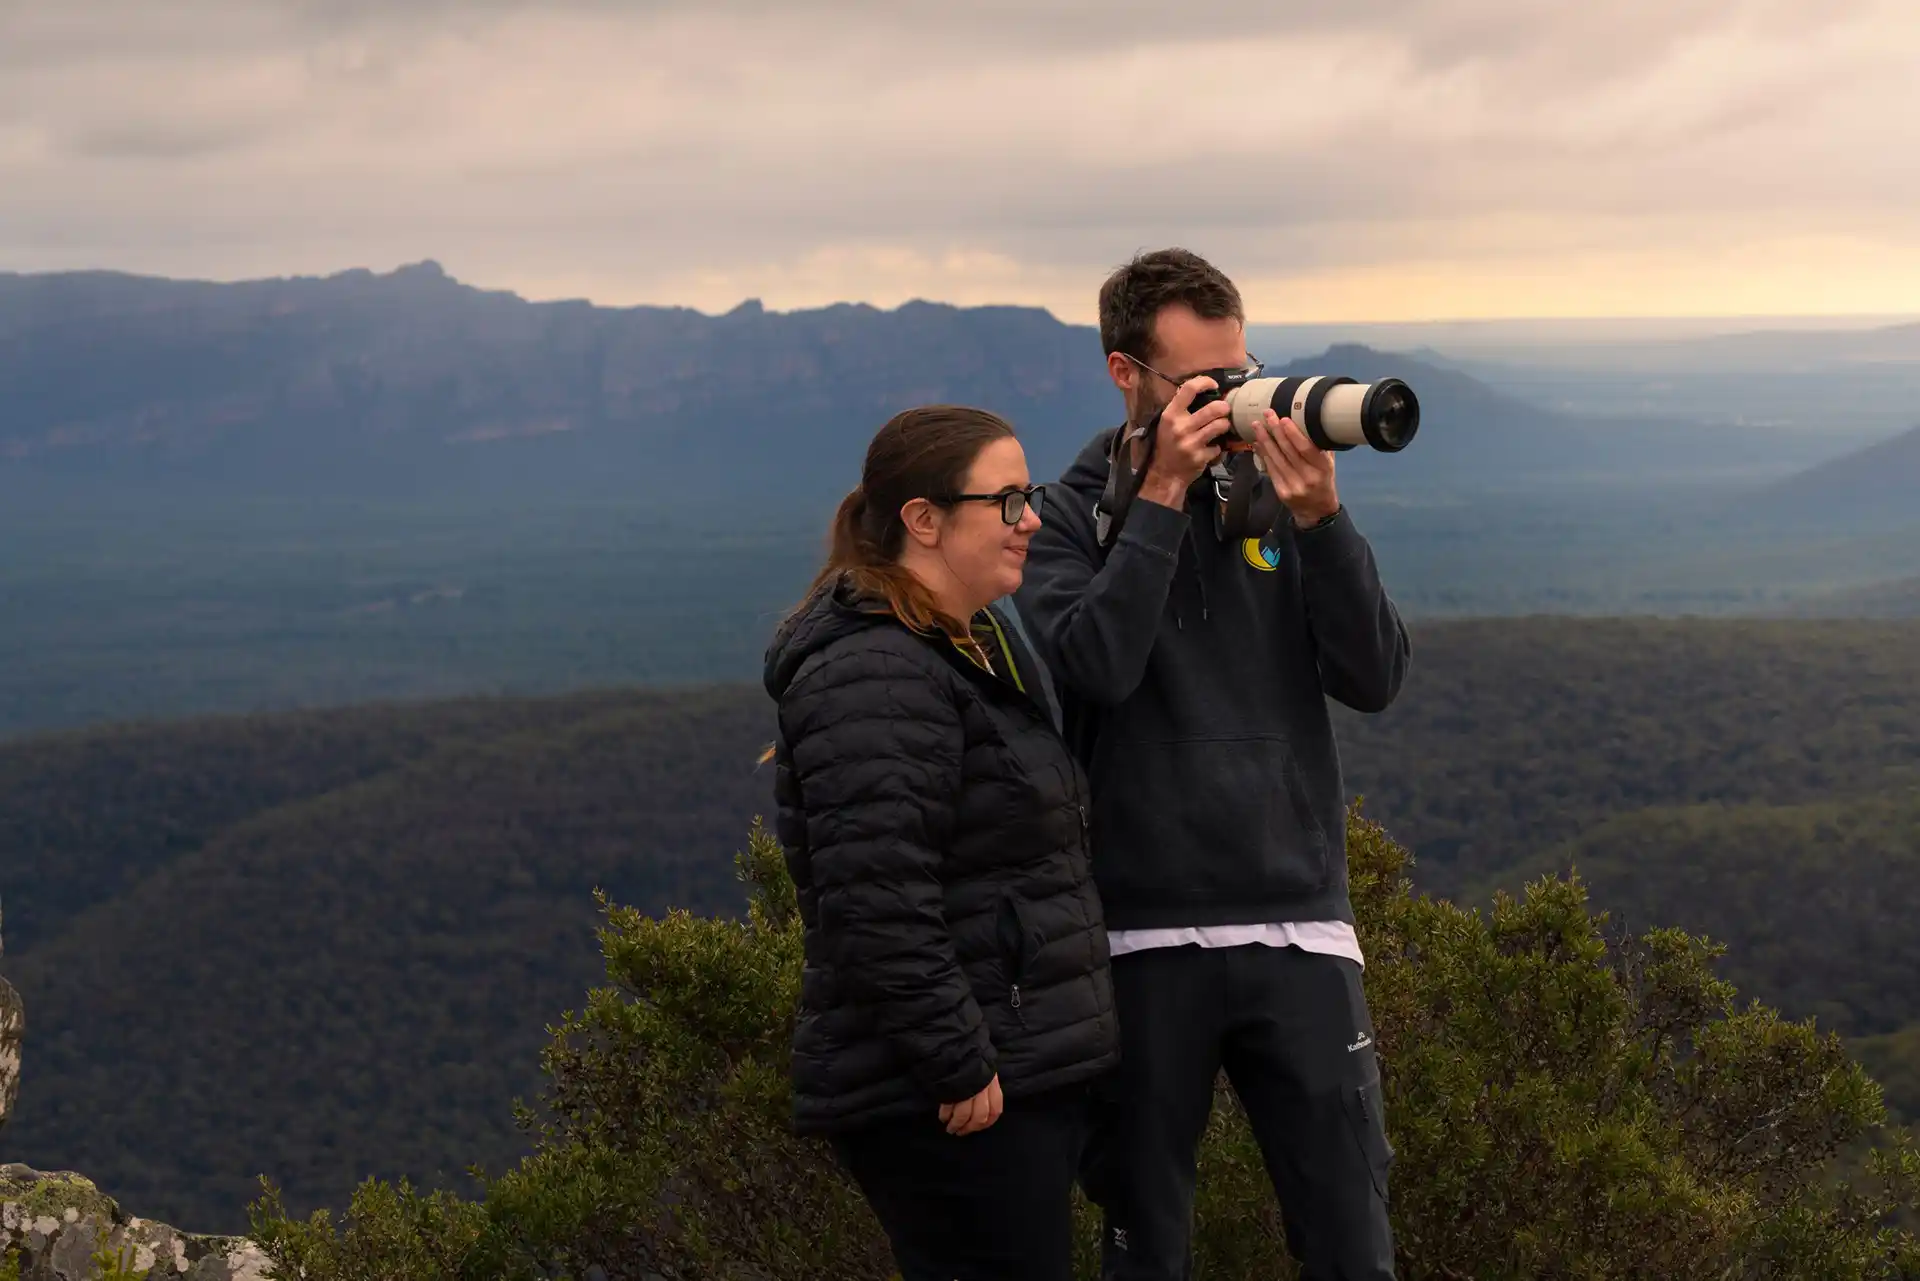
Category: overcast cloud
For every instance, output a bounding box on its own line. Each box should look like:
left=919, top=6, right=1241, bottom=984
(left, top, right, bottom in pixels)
left=3, top=0, right=1917, bottom=320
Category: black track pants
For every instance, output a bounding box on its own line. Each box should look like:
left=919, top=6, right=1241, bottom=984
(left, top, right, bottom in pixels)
left=1082, top=943, right=1395, bottom=1280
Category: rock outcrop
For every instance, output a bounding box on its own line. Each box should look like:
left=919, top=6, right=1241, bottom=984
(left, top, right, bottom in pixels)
left=0, top=896, right=273, bottom=1279
left=1, top=896, right=21, bottom=1129
left=0, top=1165, right=272, bottom=1280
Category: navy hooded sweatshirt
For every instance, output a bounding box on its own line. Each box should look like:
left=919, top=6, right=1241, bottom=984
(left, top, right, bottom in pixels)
left=1012, top=428, right=1412, bottom=931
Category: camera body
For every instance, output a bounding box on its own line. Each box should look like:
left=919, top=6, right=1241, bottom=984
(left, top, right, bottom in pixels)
left=1190, top=370, right=1420, bottom=454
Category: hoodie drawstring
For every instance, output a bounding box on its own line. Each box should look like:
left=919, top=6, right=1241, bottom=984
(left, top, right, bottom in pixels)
left=1195, top=533, right=1212, bottom=623
left=1173, top=524, right=1212, bottom=629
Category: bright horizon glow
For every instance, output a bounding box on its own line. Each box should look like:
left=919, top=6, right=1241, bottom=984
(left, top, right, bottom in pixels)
left=44, top=256, right=1918, bottom=334
left=6, top=1, right=1918, bottom=328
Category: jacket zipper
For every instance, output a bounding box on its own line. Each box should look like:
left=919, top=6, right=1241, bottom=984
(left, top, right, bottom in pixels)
left=973, top=610, right=1091, bottom=1030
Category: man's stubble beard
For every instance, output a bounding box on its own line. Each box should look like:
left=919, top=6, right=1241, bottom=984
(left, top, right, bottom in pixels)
left=1127, top=387, right=1169, bottom=436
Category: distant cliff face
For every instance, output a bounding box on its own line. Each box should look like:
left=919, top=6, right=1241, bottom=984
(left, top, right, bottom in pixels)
left=0, top=263, right=1862, bottom=507
left=0, top=263, right=1116, bottom=504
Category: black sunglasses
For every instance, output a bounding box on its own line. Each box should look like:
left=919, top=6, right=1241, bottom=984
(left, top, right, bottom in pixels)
left=937, top=484, right=1045, bottom=525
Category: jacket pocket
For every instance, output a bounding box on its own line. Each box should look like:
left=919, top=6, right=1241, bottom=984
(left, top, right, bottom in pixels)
left=1091, top=735, right=1331, bottom=901
left=996, top=889, right=1040, bottom=1026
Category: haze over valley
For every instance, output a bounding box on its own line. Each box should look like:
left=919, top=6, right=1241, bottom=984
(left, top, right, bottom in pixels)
left=3, top=262, right=1916, bottom=738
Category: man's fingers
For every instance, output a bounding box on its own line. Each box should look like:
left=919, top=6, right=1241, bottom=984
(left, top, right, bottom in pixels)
left=1256, top=415, right=1303, bottom=482
left=1165, top=391, right=1227, bottom=441
left=1268, top=453, right=1314, bottom=499
left=1183, top=404, right=1232, bottom=453
left=1272, top=416, right=1334, bottom=489
left=1191, top=401, right=1231, bottom=431
left=1264, top=412, right=1306, bottom=462
left=1277, top=414, right=1324, bottom=460
left=1255, top=411, right=1282, bottom=454
left=1266, top=458, right=1309, bottom=497
left=1276, top=415, right=1334, bottom=477
left=1167, top=375, right=1216, bottom=417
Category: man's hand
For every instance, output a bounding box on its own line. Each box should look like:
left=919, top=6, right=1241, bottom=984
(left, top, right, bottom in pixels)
left=1253, top=410, right=1340, bottom=527
left=1135, top=376, right=1232, bottom=510
left=938, top=1073, right=1004, bottom=1136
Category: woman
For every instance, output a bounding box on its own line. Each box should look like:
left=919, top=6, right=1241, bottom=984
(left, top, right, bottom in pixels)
left=763, top=404, right=1118, bottom=1280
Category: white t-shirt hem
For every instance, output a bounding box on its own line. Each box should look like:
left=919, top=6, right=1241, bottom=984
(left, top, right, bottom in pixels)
left=1107, top=920, right=1364, bottom=968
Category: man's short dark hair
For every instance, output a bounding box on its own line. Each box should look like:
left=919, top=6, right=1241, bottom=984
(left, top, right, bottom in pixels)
left=1098, top=248, right=1244, bottom=362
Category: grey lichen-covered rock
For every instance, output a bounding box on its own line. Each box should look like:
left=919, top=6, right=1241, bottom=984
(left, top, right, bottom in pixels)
left=0, top=1165, right=274, bottom=1279
left=0, top=979, right=19, bottom=1135
left=0, top=894, right=19, bottom=1132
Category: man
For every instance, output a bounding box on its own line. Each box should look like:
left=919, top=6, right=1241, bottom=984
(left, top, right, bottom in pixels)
left=1014, top=247, right=1410, bottom=1280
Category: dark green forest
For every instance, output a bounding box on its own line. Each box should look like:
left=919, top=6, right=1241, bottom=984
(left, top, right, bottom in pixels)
left=1328, top=618, right=1919, bottom=900
left=0, top=616, right=1915, bottom=1237
left=1860, top=1025, right=1920, bottom=1127
left=2, top=686, right=779, bottom=1231
left=1480, top=790, right=1920, bottom=1037
left=245, top=817, right=1920, bottom=1280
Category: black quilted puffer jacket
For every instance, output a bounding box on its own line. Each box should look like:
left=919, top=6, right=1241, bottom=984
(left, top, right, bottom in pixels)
left=764, top=578, right=1119, bottom=1135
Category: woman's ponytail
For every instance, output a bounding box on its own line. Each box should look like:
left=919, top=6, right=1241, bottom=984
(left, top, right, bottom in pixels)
left=827, top=485, right=874, bottom=564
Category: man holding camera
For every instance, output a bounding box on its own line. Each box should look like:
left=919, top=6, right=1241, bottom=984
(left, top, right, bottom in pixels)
left=1014, top=248, right=1409, bottom=1280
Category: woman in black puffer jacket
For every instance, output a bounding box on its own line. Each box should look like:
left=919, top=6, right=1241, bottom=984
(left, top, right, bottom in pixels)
left=764, top=404, right=1118, bottom=1281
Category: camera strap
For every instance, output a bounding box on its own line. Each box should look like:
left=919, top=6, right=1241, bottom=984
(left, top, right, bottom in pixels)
left=1093, top=416, right=1157, bottom=550
left=1212, top=451, right=1283, bottom=542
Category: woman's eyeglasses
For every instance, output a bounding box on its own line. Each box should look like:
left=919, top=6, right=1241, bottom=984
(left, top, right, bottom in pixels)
left=937, top=485, right=1045, bottom=525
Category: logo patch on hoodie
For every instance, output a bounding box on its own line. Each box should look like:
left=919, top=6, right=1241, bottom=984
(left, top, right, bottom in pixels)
left=1242, top=537, right=1282, bottom=571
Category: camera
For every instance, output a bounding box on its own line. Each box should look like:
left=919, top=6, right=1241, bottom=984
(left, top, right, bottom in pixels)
left=1190, top=370, right=1420, bottom=454
left=1095, top=366, right=1421, bottom=549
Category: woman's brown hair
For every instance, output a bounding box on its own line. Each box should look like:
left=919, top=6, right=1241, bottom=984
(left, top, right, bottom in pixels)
left=758, top=405, right=1016, bottom=768
left=802, top=403, right=1017, bottom=636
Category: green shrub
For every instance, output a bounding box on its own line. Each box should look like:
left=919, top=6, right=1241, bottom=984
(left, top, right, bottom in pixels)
left=250, top=806, right=1920, bottom=1280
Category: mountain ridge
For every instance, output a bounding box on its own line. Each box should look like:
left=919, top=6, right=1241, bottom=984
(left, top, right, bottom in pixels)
left=0, top=261, right=1117, bottom=504
left=1760, top=422, right=1920, bottom=518
left=0, top=262, right=1857, bottom=507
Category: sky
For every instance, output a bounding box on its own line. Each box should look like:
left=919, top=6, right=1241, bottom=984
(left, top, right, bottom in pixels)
left=4, top=0, right=1920, bottom=324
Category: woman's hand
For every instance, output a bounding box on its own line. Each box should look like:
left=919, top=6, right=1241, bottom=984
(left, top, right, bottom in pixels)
left=938, top=1074, right=1004, bottom=1136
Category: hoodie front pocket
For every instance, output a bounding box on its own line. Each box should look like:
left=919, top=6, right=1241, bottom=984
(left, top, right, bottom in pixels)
left=1092, top=735, right=1331, bottom=900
